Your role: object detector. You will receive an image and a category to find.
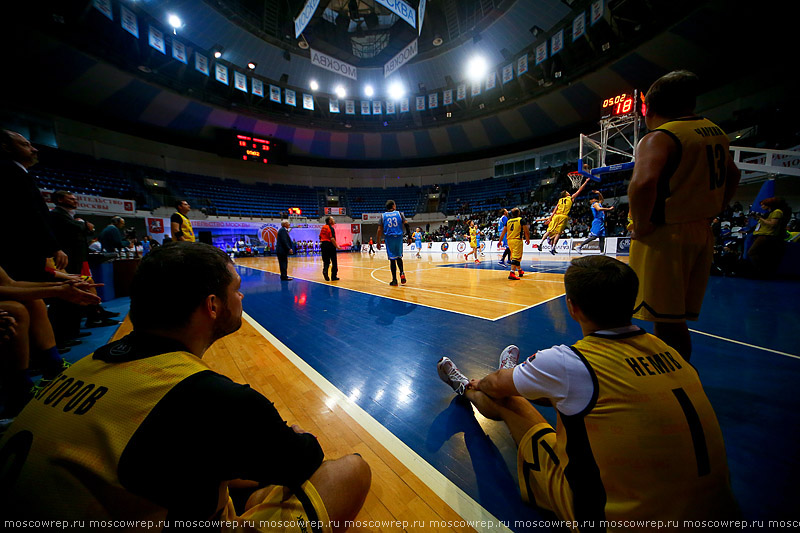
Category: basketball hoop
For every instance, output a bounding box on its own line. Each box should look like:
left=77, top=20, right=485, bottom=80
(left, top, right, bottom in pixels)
left=567, top=171, right=585, bottom=190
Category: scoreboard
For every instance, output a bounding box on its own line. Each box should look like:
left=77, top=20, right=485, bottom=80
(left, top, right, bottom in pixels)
left=219, top=130, right=287, bottom=165
left=600, top=90, right=645, bottom=119
left=324, top=207, right=346, bottom=215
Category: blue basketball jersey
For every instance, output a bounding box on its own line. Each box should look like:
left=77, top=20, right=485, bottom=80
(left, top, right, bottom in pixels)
left=498, top=215, right=508, bottom=246
left=383, top=211, right=404, bottom=236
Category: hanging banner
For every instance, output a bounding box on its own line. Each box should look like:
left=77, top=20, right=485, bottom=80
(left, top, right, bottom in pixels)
left=535, top=42, right=547, bottom=65
left=471, top=82, right=481, bottom=97
left=252, top=78, right=264, bottom=97
left=384, top=38, right=418, bottom=78
left=374, top=0, right=416, bottom=29
left=92, top=0, right=113, bottom=21
left=456, top=84, right=466, bottom=101
left=485, top=72, right=496, bottom=91
left=502, top=63, right=513, bottom=84
left=590, top=0, right=604, bottom=25
left=400, top=98, right=410, bottom=113
left=551, top=29, right=564, bottom=55
left=172, top=40, right=187, bottom=64
left=294, top=0, right=321, bottom=38
left=120, top=5, right=139, bottom=38
left=269, top=85, right=281, bottom=103
left=195, top=53, right=209, bottom=75
left=234, top=71, right=248, bottom=92
left=329, top=99, right=340, bottom=113
left=345, top=100, right=355, bottom=114
left=310, top=48, right=357, bottom=80
left=361, top=101, right=371, bottom=115
left=418, top=0, right=427, bottom=35
left=517, top=53, right=529, bottom=75
left=373, top=100, right=383, bottom=114
left=215, top=64, right=229, bottom=85
left=285, top=89, right=297, bottom=106
left=303, top=93, right=314, bottom=110
left=428, top=93, right=438, bottom=109
left=148, top=26, right=166, bottom=54
left=415, top=96, right=425, bottom=111
left=443, top=89, right=453, bottom=105
left=573, top=12, right=586, bottom=41
left=386, top=100, right=396, bottom=114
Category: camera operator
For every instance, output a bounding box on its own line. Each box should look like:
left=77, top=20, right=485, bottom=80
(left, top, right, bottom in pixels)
left=747, top=197, right=791, bottom=277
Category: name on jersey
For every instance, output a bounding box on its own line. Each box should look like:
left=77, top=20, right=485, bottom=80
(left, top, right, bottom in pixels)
left=694, top=126, right=724, bottom=137
left=625, top=351, right=682, bottom=377
left=33, top=374, right=108, bottom=415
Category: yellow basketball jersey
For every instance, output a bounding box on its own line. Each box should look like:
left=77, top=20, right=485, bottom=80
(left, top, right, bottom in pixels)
left=469, top=227, right=476, bottom=243
left=0, top=351, right=214, bottom=522
left=554, top=196, right=573, bottom=216
left=651, top=117, right=732, bottom=224
left=507, top=217, right=523, bottom=241
left=557, top=331, right=737, bottom=524
left=175, top=211, right=196, bottom=241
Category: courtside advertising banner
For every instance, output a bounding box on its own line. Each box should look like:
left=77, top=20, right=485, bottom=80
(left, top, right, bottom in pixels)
left=310, top=48, right=357, bottom=80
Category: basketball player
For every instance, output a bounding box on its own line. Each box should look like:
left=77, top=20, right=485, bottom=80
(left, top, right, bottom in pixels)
left=437, top=256, right=738, bottom=526
left=414, top=227, right=423, bottom=258
left=628, top=70, right=740, bottom=361
left=171, top=200, right=195, bottom=242
left=497, top=208, right=529, bottom=280
left=0, top=242, right=371, bottom=530
left=376, top=199, right=407, bottom=286
left=540, top=178, right=591, bottom=255
left=577, top=190, right=614, bottom=254
left=465, top=221, right=479, bottom=262
left=497, top=209, right=510, bottom=265
left=368, top=237, right=375, bottom=254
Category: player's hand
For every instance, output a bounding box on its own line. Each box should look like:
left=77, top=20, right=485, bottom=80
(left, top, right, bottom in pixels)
left=377, top=243, right=382, bottom=250
left=525, top=240, right=530, bottom=245
left=58, top=283, right=101, bottom=305
left=291, top=424, right=317, bottom=438
left=0, top=311, right=17, bottom=343
left=54, top=250, right=69, bottom=270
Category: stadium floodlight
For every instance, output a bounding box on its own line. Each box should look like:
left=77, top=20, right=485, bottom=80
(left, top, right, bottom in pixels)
left=388, top=81, right=405, bottom=100
left=167, top=14, right=182, bottom=29
left=466, top=56, right=488, bottom=82
left=247, top=62, right=257, bottom=70
left=310, top=80, right=319, bottom=91
left=364, top=84, right=375, bottom=97
left=335, top=85, right=346, bottom=98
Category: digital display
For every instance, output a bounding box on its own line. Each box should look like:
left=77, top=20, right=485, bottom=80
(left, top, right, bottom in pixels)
left=325, top=207, right=346, bottom=215
left=236, top=134, right=274, bottom=164
left=600, top=90, right=643, bottom=119
left=219, top=130, right=287, bottom=165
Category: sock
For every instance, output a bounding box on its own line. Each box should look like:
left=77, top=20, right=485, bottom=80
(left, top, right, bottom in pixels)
left=396, top=258, right=404, bottom=275
left=390, top=260, right=397, bottom=280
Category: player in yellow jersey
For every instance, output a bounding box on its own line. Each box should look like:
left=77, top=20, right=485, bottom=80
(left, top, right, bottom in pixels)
left=540, top=177, right=591, bottom=255
left=438, top=256, right=738, bottom=529
left=628, top=71, right=740, bottom=361
left=0, top=242, right=371, bottom=531
left=497, top=208, right=529, bottom=280
left=465, top=221, right=480, bottom=262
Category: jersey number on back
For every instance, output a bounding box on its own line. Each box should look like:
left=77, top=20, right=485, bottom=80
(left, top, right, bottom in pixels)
left=706, top=144, right=727, bottom=190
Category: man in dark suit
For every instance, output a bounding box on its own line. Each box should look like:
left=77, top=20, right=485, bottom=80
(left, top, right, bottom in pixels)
left=0, top=130, right=68, bottom=281
left=276, top=220, right=294, bottom=281
left=48, top=191, right=91, bottom=275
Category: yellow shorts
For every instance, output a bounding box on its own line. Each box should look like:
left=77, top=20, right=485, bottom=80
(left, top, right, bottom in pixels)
left=629, top=220, right=713, bottom=323
left=548, top=215, right=569, bottom=234
left=222, top=480, right=332, bottom=533
left=470, top=239, right=477, bottom=249
left=517, top=424, right=575, bottom=525
left=509, top=239, right=524, bottom=262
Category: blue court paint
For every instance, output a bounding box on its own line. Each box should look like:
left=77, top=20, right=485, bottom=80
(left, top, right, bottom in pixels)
left=237, top=265, right=800, bottom=527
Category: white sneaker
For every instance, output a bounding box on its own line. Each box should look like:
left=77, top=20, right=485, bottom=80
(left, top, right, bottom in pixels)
left=437, top=357, right=469, bottom=395
left=499, top=345, right=520, bottom=369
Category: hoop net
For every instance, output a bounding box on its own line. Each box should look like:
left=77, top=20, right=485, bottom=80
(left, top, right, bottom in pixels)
left=567, top=171, right=585, bottom=190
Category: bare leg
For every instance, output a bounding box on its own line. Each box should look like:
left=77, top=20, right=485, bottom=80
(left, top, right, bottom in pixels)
left=23, top=299, right=56, bottom=352
left=0, top=301, right=30, bottom=372
left=465, top=390, right=549, bottom=446
left=654, top=321, right=692, bottom=362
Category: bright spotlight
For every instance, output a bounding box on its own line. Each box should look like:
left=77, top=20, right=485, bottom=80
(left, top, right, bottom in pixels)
left=466, top=56, right=488, bottom=82
left=335, top=85, right=346, bottom=98
left=214, top=50, right=222, bottom=59
left=310, top=80, right=319, bottom=91
left=388, top=82, right=405, bottom=100
left=167, top=14, right=182, bottom=29
left=364, top=84, right=375, bottom=97
left=247, top=62, right=257, bottom=70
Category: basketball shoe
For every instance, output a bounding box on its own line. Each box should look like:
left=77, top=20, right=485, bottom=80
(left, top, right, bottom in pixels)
left=437, top=357, right=469, bottom=396
left=400, top=273, right=406, bottom=284
left=508, top=272, right=519, bottom=280
left=499, top=345, right=520, bottom=370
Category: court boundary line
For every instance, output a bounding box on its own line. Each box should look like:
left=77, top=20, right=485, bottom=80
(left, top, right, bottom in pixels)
left=688, top=328, right=799, bottom=360
left=243, top=312, right=512, bottom=533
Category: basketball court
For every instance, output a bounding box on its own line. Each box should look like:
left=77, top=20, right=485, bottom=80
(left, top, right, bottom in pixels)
left=222, top=250, right=799, bottom=531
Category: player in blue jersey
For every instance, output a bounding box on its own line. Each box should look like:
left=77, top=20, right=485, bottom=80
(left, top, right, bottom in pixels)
left=497, top=209, right=510, bottom=265
left=376, top=200, right=408, bottom=286
left=577, top=190, right=614, bottom=254
left=414, top=228, right=423, bottom=258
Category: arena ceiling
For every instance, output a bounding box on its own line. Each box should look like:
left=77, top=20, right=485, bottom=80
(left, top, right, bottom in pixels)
left=0, top=0, right=792, bottom=166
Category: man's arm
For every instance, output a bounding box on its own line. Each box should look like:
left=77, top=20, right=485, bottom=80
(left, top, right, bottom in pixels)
left=594, top=201, right=614, bottom=212
left=723, top=158, right=741, bottom=210
left=470, top=369, right=518, bottom=400
left=523, top=224, right=530, bottom=244
left=570, top=178, right=592, bottom=200
left=376, top=222, right=383, bottom=249
left=628, top=131, right=676, bottom=239
left=497, top=226, right=508, bottom=244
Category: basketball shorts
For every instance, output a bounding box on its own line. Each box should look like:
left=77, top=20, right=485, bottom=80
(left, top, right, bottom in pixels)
left=517, top=423, right=576, bottom=525
left=223, top=480, right=331, bottom=533
left=630, top=220, right=713, bottom=323
left=470, top=239, right=477, bottom=249
left=509, top=239, right=523, bottom=263
left=415, top=240, right=422, bottom=249
left=590, top=221, right=606, bottom=237
left=384, top=235, right=404, bottom=260
left=549, top=214, right=569, bottom=234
